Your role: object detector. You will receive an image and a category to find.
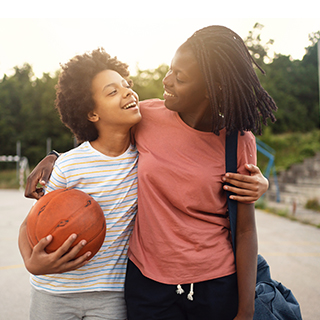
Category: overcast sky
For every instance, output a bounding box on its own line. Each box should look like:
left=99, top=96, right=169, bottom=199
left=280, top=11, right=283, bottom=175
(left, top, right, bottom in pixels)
left=1, top=5, right=319, bottom=78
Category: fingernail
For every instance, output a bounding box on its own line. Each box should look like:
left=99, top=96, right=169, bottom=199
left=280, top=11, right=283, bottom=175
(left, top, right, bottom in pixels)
left=81, top=240, right=87, bottom=246
left=46, top=235, right=52, bottom=241
left=223, top=185, right=228, bottom=190
left=225, top=173, right=230, bottom=177
left=230, top=195, right=234, bottom=199
left=222, top=177, right=226, bottom=181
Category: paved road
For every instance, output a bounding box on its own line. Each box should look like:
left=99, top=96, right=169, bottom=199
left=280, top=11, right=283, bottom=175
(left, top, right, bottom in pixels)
left=256, top=209, right=320, bottom=319
left=1, top=189, right=320, bottom=319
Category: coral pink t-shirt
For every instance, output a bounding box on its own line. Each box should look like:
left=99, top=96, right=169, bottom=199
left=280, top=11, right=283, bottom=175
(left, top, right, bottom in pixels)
left=128, top=99, right=256, bottom=285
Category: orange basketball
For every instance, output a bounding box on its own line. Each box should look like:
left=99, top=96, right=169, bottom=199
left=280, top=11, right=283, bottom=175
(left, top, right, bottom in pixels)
left=26, top=188, right=106, bottom=261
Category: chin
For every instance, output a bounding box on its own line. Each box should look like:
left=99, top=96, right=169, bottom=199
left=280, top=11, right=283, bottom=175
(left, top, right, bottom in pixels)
left=164, top=99, right=177, bottom=112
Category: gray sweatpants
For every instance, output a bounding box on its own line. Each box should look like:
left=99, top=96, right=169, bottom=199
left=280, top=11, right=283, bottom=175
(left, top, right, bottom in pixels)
left=30, top=287, right=127, bottom=320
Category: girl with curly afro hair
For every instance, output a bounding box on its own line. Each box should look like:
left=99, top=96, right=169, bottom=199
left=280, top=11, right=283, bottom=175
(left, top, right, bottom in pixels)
left=19, top=48, right=141, bottom=320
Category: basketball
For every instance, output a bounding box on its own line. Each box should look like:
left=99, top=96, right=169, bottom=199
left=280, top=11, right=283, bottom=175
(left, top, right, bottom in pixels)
left=26, top=188, right=106, bottom=261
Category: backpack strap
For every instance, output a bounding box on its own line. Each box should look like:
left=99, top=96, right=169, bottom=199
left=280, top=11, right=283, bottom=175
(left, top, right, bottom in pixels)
left=225, top=131, right=238, bottom=259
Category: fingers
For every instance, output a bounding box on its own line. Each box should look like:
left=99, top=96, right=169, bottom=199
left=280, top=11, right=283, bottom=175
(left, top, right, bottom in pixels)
left=223, top=176, right=259, bottom=192
left=224, top=184, right=258, bottom=197
left=33, top=234, right=53, bottom=252
left=62, top=252, right=91, bottom=272
left=40, top=165, right=55, bottom=185
left=52, top=234, right=90, bottom=261
left=26, top=188, right=45, bottom=200
left=24, top=155, right=57, bottom=199
left=25, top=173, right=42, bottom=198
left=51, top=234, right=79, bottom=258
left=244, top=163, right=260, bottom=174
left=227, top=194, right=256, bottom=203
left=224, top=172, right=258, bottom=183
left=54, top=237, right=91, bottom=272
left=25, top=234, right=90, bottom=275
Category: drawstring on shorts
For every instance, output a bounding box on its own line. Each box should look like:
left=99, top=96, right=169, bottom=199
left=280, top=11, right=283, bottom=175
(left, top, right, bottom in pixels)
left=187, top=283, right=194, bottom=301
left=176, top=284, right=184, bottom=295
left=176, top=283, right=194, bottom=301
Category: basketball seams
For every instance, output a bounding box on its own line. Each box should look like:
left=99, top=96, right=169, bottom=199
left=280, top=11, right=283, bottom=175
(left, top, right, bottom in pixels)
left=27, top=188, right=106, bottom=261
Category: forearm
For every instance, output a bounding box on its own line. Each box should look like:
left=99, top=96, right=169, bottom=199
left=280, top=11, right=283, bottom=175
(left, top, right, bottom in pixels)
left=235, top=203, right=258, bottom=319
left=18, top=217, right=33, bottom=267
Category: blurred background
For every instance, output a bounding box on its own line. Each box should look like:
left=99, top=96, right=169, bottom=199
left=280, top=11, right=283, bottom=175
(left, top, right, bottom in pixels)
left=0, top=11, right=320, bottom=320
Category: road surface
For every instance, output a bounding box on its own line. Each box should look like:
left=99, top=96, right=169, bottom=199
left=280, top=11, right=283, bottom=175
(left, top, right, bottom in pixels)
left=1, top=189, right=319, bottom=319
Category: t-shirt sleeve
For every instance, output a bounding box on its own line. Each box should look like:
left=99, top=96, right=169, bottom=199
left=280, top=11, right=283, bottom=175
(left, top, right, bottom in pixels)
left=45, top=160, right=67, bottom=194
left=130, top=99, right=153, bottom=144
left=237, top=131, right=257, bottom=175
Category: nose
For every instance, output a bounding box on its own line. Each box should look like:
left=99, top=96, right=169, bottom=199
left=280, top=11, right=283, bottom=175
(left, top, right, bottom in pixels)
left=123, top=87, right=133, bottom=98
left=162, top=70, right=173, bottom=87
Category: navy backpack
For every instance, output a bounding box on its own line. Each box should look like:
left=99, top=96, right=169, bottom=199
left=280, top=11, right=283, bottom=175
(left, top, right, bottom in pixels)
left=225, top=131, right=302, bottom=320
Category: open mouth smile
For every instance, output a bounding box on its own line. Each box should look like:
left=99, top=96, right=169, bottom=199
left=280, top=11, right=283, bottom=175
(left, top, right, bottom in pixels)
left=123, top=101, right=137, bottom=110
left=164, top=90, right=175, bottom=97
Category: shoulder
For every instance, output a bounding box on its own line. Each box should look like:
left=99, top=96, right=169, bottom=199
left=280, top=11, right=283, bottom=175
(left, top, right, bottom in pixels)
left=56, top=142, right=91, bottom=164
left=238, top=131, right=255, bottom=142
left=238, top=131, right=256, bottom=149
left=237, top=131, right=257, bottom=169
left=139, top=99, right=165, bottom=112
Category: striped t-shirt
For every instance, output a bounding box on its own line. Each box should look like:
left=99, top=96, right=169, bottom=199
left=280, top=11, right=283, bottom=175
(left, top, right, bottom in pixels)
left=30, top=141, right=138, bottom=293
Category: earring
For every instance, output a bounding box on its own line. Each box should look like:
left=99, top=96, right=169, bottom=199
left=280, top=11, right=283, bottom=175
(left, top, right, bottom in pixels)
left=219, top=112, right=224, bottom=118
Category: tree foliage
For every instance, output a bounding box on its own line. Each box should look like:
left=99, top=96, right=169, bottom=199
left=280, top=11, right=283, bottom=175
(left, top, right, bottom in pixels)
left=131, top=64, right=169, bottom=100
left=0, top=24, right=319, bottom=167
left=0, top=65, right=74, bottom=166
left=244, top=24, right=319, bottom=133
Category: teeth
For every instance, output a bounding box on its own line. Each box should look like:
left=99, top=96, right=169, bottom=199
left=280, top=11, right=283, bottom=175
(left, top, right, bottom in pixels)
left=165, top=91, right=175, bottom=97
left=123, top=102, right=136, bottom=110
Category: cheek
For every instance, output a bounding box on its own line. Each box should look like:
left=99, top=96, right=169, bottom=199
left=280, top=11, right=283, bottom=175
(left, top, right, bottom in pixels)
left=181, top=85, right=205, bottom=103
left=133, top=91, right=139, bottom=102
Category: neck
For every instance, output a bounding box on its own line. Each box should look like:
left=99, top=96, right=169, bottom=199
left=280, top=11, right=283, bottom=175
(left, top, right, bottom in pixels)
left=90, top=131, right=131, bottom=157
left=179, top=104, right=213, bottom=132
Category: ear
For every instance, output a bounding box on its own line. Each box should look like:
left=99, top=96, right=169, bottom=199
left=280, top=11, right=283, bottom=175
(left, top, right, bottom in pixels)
left=87, top=110, right=99, bottom=123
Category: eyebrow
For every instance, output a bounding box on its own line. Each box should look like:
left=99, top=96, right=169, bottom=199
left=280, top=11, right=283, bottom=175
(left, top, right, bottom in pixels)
left=171, top=65, right=188, bottom=79
left=102, top=83, right=116, bottom=92
left=102, top=79, right=128, bottom=92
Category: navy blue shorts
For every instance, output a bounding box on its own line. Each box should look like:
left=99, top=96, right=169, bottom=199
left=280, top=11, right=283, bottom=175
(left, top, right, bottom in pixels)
left=125, top=259, right=238, bottom=320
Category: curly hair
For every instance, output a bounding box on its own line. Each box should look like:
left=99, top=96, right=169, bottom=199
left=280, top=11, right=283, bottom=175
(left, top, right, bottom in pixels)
left=184, top=25, right=277, bottom=135
left=55, top=48, right=131, bottom=143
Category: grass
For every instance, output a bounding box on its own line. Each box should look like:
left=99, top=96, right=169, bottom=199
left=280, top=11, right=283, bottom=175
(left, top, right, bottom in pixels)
left=257, top=128, right=320, bottom=172
left=0, top=169, right=20, bottom=189
left=1, top=129, right=320, bottom=189
left=305, top=198, right=320, bottom=212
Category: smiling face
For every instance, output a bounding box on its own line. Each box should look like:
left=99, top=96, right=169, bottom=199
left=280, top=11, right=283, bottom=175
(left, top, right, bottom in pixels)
left=162, top=44, right=210, bottom=124
left=89, top=69, right=141, bottom=131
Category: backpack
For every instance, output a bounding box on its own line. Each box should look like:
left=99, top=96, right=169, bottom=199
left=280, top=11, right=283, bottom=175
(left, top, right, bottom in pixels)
left=225, top=131, right=302, bottom=320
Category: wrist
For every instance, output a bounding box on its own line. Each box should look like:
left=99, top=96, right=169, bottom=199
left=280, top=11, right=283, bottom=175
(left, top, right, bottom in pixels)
left=237, top=306, right=255, bottom=319
left=47, top=150, right=60, bottom=159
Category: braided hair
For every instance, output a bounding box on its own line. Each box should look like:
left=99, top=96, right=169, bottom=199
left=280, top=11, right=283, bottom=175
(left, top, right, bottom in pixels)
left=184, top=25, right=277, bottom=135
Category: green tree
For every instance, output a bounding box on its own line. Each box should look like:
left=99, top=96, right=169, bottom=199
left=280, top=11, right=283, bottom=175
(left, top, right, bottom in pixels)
left=0, top=65, right=74, bottom=166
left=245, top=23, right=320, bottom=133
left=131, top=64, right=169, bottom=101
left=0, top=64, right=34, bottom=157
left=244, top=22, right=274, bottom=66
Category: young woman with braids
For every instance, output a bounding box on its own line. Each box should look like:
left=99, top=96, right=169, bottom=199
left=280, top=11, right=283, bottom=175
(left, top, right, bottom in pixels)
left=24, top=26, right=276, bottom=319
left=125, top=26, right=276, bottom=320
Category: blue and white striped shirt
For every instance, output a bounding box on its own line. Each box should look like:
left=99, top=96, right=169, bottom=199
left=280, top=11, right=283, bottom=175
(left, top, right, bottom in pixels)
left=31, top=141, right=138, bottom=293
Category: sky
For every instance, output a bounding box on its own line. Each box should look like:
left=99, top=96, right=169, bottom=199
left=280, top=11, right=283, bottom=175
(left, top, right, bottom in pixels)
left=1, top=7, right=320, bottom=79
